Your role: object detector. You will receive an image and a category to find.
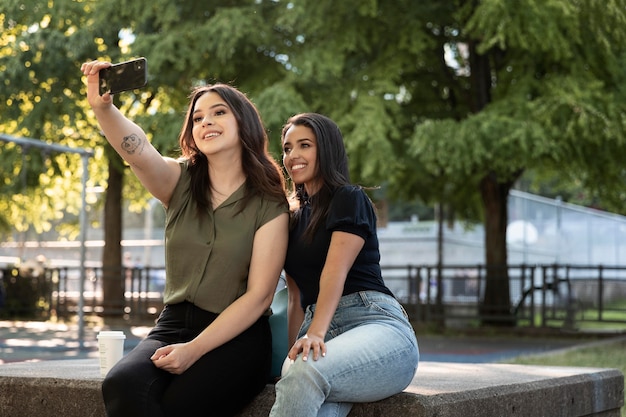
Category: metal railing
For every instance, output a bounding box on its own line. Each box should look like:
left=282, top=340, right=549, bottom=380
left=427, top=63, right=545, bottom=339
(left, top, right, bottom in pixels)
left=0, top=266, right=166, bottom=322
left=370, top=264, right=626, bottom=328
left=1, top=264, right=625, bottom=329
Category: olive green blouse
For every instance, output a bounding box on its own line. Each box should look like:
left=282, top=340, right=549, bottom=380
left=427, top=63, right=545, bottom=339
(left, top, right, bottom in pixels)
left=162, top=160, right=287, bottom=313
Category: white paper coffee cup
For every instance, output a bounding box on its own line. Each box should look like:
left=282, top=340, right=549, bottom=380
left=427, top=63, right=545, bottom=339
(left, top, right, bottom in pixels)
left=97, top=330, right=126, bottom=377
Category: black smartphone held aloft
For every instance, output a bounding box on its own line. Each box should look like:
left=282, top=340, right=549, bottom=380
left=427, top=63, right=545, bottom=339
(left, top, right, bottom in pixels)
left=98, top=57, right=148, bottom=95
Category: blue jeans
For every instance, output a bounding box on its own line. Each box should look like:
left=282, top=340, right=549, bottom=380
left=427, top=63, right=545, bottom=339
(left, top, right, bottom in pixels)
left=269, top=291, right=419, bottom=417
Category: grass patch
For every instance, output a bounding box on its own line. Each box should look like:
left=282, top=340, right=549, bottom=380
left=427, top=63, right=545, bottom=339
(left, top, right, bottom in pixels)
left=504, top=337, right=626, bottom=417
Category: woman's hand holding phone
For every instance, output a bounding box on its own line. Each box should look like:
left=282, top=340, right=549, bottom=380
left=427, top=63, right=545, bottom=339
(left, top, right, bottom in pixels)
left=81, top=60, right=114, bottom=109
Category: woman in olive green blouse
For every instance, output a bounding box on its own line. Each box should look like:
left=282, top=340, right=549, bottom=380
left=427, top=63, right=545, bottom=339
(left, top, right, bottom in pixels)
left=82, top=60, right=289, bottom=417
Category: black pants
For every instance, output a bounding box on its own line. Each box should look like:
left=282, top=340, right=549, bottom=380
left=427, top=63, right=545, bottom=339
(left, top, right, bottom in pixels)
left=102, top=302, right=272, bottom=417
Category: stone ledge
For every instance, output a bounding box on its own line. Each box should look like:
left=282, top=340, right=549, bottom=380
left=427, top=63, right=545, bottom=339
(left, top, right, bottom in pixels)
left=0, top=359, right=623, bottom=417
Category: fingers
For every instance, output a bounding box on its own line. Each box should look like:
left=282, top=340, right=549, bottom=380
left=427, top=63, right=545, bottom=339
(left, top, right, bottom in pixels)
left=319, top=342, right=327, bottom=359
left=151, top=349, right=180, bottom=373
left=149, top=344, right=193, bottom=375
left=291, top=334, right=326, bottom=362
left=81, top=60, right=111, bottom=77
left=80, top=60, right=113, bottom=102
left=150, top=345, right=173, bottom=362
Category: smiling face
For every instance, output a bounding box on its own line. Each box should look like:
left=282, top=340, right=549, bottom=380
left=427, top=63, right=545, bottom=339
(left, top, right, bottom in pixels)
left=191, top=91, right=241, bottom=159
left=282, top=124, right=322, bottom=196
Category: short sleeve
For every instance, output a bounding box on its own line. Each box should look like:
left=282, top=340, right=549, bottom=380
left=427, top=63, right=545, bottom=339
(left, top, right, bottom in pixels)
left=256, top=196, right=289, bottom=230
left=326, top=186, right=375, bottom=239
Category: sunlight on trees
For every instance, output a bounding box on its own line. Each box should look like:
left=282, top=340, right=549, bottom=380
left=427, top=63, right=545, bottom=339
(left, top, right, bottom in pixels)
left=2, top=0, right=625, bottom=322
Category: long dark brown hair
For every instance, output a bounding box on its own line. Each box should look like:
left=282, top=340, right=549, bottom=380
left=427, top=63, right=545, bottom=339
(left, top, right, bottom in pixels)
left=178, top=84, right=286, bottom=214
left=282, top=113, right=351, bottom=240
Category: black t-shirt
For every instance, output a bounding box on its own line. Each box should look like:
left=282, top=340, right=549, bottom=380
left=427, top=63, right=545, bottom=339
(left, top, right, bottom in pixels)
left=284, top=185, right=394, bottom=308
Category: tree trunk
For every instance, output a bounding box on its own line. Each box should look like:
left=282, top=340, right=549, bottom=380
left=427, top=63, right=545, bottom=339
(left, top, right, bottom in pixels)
left=101, top=151, right=125, bottom=318
left=479, top=172, right=515, bottom=326
left=468, top=41, right=516, bottom=326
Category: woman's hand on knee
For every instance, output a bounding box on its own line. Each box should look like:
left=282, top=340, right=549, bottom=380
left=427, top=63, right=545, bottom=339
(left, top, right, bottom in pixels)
left=289, top=334, right=326, bottom=362
left=151, top=343, right=199, bottom=375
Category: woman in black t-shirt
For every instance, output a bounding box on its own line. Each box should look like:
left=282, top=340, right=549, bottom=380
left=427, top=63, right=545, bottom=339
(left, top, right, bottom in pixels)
left=270, top=113, right=419, bottom=417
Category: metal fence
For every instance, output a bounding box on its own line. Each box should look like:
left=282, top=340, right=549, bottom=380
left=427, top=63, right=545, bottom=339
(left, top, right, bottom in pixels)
left=0, top=265, right=166, bottom=322
left=2, top=264, right=625, bottom=330
left=383, top=263, right=626, bottom=328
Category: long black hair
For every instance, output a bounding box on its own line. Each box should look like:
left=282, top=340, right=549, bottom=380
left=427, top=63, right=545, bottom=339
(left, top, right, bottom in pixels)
left=282, top=113, right=351, bottom=240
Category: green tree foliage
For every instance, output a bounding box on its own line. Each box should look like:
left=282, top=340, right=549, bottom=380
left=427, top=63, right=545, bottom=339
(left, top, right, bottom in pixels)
left=88, top=0, right=297, bottom=155
left=0, top=1, right=147, bottom=315
left=1, top=1, right=100, bottom=235
left=258, top=0, right=626, bottom=324
left=0, top=0, right=298, bottom=316
left=0, top=1, right=149, bottom=233
left=2, top=0, right=625, bottom=324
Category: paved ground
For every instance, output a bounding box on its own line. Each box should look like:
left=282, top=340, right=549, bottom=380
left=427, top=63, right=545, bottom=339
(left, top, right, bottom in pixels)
left=416, top=333, right=592, bottom=363
left=1, top=319, right=613, bottom=365
left=0, top=320, right=149, bottom=364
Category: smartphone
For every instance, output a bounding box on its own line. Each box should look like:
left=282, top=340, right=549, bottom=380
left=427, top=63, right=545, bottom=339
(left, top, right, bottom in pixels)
left=98, top=57, right=147, bottom=95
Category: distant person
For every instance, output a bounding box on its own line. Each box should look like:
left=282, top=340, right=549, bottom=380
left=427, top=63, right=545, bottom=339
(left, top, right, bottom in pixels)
left=270, top=113, right=419, bottom=417
left=81, top=60, right=289, bottom=417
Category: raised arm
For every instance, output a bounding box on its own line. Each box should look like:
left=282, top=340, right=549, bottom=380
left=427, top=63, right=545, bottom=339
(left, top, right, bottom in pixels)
left=81, top=60, right=181, bottom=206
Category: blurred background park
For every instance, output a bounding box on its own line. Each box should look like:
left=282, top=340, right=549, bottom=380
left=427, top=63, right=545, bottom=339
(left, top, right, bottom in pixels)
left=1, top=0, right=626, bottom=337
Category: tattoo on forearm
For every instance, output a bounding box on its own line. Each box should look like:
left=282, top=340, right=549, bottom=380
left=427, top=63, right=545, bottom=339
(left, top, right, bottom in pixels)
left=121, top=133, right=144, bottom=155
